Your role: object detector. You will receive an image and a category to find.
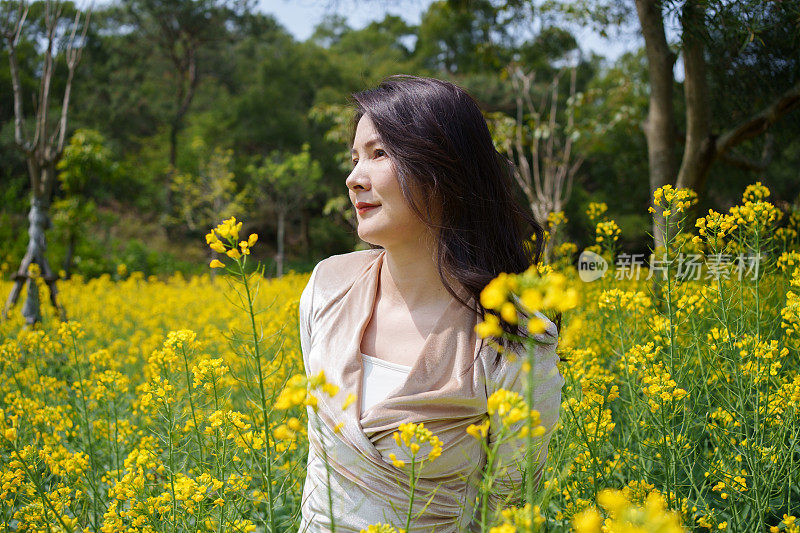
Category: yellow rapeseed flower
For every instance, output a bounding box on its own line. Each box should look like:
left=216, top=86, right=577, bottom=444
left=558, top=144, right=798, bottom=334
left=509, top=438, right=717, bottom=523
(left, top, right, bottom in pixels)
left=573, top=508, right=603, bottom=533
left=273, top=424, right=295, bottom=441
left=466, top=419, right=489, bottom=439
left=391, top=422, right=443, bottom=463
left=361, top=524, right=405, bottom=533
left=388, top=453, right=405, bottom=468
left=476, top=313, right=503, bottom=339
left=342, top=393, right=356, bottom=410
left=586, top=202, right=608, bottom=223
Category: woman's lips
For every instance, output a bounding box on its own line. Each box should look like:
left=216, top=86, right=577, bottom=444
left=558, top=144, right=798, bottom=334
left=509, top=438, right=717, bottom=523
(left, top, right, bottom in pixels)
left=357, top=205, right=379, bottom=215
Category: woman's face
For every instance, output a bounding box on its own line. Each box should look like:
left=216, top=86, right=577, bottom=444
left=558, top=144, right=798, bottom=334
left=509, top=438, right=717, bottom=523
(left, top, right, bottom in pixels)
left=346, top=114, right=430, bottom=249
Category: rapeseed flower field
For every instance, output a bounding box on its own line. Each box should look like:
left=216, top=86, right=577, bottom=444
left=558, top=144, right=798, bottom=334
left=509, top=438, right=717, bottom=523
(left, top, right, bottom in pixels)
left=1, top=182, right=799, bottom=532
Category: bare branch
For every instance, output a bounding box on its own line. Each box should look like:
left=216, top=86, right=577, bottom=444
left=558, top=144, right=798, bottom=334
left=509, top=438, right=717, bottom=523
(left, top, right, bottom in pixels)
left=544, top=75, right=559, bottom=182
left=561, top=155, right=584, bottom=206
left=516, top=67, right=544, bottom=201
left=54, top=5, right=92, bottom=153
left=3, top=1, right=32, bottom=154
left=506, top=60, right=584, bottom=244
left=35, top=0, right=64, bottom=156
left=511, top=68, right=533, bottom=195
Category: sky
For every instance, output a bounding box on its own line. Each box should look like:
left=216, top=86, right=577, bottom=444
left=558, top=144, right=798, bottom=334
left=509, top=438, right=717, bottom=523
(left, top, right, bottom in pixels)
left=256, top=0, right=645, bottom=63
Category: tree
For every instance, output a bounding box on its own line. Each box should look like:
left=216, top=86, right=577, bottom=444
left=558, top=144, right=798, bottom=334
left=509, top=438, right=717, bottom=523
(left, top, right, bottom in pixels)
left=498, top=0, right=800, bottom=249
left=674, top=1, right=800, bottom=193
left=121, top=0, right=248, bottom=218
left=231, top=26, right=335, bottom=155
left=320, top=14, right=420, bottom=88
left=308, top=103, right=360, bottom=238
left=487, top=59, right=584, bottom=261
left=170, top=138, right=247, bottom=277
left=53, top=128, right=117, bottom=278
left=415, top=0, right=514, bottom=74
left=246, top=145, right=322, bottom=277
left=633, top=0, right=800, bottom=249
left=1, top=0, right=90, bottom=325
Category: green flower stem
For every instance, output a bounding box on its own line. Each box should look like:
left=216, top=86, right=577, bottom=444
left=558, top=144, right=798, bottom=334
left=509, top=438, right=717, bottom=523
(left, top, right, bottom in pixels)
left=525, top=333, right=537, bottom=524
left=212, top=377, right=228, bottom=533
left=111, top=396, right=122, bottom=482
left=614, top=301, right=646, bottom=461
left=404, top=452, right=418, bottom=532
left=7, top=441, right=74, bottom=533
left=479, top=436, right=505, bottom=533
left=235, top=256, right=276, bottom=533
left=68, top=333, right=101, bottom=530
left=164, top=396, right=178, bottom=533
left=180, top=344, right=206, bottom=467
left=311, top=410, right=337, bottom=533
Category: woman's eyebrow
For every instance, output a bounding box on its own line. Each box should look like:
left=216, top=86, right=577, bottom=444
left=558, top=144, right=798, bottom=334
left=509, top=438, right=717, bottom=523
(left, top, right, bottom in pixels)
left=350, top=138, right=381, bottom=155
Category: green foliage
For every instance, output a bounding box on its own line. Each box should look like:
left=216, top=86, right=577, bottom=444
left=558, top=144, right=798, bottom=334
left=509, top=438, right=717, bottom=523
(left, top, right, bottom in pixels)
left=308, top=103, right=354, bottom=173
left=231, top=35, right=334, bottom=154
left=52, top=130, right=118, bottom=275
left=245, top=143, right=323, bottom=213
left=416, top=0, right=513, bottom=74
left=517, top=26, right=578, bottom=70
left=170, top=137, right=247, bottom=233
left=321, top=14, right=421, bottom=89
left=116, top=238, right=198, bottom=277
left=0, top=174, right=27, bottom=214
left=2, top=0, right=799, bottom=281
left=56, top=129, right=118, bottom=197
left=570, top=50, right=648, bottom=154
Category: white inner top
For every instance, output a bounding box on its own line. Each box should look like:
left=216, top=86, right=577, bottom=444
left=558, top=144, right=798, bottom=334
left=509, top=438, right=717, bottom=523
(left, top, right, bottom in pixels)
left=360, top=353, right=411, bottom=413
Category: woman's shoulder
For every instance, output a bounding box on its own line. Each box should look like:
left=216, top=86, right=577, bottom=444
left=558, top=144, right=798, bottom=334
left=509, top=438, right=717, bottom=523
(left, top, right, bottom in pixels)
left=314, top=248, right=382, bottom=281
left=301, top=249, right=381, bottom=323
left=316, top=248, right=381, bottom=269
left=478, top=311, right=563, bottom=403
left=307, top=248, right=383, bottom=301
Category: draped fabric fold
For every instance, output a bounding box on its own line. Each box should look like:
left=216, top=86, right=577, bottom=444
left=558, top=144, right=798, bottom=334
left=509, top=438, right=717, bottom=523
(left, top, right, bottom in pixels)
left=298, top=249, right=563, bottom=533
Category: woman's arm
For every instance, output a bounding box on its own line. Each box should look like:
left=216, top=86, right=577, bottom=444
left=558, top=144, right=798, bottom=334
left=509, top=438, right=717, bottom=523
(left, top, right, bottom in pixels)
left=483, top=317, right=563, bottom=516
left=298, top=263, right=320, bottom=361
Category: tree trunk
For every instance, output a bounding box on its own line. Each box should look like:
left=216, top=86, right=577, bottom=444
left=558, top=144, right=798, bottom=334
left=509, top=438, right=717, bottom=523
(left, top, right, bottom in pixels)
left=2, top=1, right=88, bottom=325
left=676, top=80, right=800, bottom=192
left=634, top=0, right=678, bottom=253
left=276, top=208, right=286, bottom=278
left=675, top=0, right=715, bottom=196
left=3, top=193, right=66, bottom=324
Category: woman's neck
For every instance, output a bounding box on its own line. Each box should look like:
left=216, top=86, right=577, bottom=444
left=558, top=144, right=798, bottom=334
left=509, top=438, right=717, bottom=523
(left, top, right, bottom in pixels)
left=380, top=236, right=456, bottom=310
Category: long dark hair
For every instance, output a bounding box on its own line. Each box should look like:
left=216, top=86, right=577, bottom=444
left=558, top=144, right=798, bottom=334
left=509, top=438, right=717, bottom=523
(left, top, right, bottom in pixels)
left=350, top=75, right=558, bottom=366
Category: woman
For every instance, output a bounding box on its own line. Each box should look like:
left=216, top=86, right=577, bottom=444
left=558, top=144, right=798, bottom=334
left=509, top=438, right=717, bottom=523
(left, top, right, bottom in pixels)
left=298, top=75, right=563, bottom=532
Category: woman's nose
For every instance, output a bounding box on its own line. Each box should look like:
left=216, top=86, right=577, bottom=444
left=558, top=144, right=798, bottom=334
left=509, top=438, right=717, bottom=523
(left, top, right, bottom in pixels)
left=346, top=166, right=370, bottom=191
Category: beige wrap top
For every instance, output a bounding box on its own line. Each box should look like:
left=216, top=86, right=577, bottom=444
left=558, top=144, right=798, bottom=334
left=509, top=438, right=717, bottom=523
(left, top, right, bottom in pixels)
left=297, top=249, right=563, bottom=532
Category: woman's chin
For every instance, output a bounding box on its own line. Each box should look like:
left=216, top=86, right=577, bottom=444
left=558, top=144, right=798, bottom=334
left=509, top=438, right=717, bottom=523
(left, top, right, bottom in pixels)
left=356, top=228, right=383, bottom=247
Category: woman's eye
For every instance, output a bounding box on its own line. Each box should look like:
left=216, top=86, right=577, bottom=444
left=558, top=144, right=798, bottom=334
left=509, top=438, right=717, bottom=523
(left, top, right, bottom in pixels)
left=351, top=149, right=384, bottom=166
